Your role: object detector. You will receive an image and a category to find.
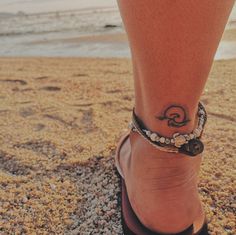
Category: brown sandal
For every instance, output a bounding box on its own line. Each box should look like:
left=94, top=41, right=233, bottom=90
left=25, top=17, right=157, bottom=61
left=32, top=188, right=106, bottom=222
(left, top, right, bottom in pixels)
left=115, top=131, right=209, bottom=235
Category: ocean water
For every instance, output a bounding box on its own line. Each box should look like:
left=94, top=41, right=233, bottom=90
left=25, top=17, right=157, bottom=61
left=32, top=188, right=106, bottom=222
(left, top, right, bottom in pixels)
left=0, top=0, right=117, bottom=13
left=0, top=1, right=235, bottom=59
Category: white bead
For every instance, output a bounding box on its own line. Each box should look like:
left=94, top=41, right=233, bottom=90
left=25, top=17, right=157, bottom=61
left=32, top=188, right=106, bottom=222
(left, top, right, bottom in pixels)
left=189, top=133, right=195, bottom=139
left=184, top=134, right=190, bottom=141
left=146, top=131, right=151, bottom=137
left=165, top=138, right=170, bottom=144
left=193, top=128, right=201, bottom=137
left=174, top=135, right=186, bottom=147
left=150, top=133, right=157, bottom=141
left=173, top=133, right=180, bottom=138
left=160, top=137, right=165, bottom=143
left=199, top=110, right=205, bottom=115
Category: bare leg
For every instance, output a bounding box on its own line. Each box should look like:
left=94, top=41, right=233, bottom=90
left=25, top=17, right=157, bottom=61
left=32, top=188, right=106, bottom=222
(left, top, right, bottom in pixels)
left=117, top=0, right=235, bottom=233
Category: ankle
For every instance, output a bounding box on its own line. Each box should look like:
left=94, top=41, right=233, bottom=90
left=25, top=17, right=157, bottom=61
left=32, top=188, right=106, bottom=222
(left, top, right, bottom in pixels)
left=129, top=130, right=202, bottom=169
left=129, top=132, right=202, bottom=190
left=127, top=132, right=203, bottom=233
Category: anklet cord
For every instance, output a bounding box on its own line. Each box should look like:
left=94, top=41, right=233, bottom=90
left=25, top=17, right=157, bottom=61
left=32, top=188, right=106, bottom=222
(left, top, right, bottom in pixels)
left=129, top=102, right=207, bottom=157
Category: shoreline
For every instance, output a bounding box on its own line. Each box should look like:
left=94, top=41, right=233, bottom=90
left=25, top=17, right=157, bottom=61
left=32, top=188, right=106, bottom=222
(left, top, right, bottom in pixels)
left=1, top=28, right=236, bottom=59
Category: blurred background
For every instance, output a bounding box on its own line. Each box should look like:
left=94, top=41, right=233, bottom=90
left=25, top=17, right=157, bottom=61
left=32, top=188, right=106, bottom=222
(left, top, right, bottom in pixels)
left=0, top=0, right=236, bottom=58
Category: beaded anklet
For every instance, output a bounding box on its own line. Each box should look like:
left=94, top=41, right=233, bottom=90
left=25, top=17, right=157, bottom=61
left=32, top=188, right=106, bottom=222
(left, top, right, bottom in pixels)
left=128, top=102, right=207, bottom=156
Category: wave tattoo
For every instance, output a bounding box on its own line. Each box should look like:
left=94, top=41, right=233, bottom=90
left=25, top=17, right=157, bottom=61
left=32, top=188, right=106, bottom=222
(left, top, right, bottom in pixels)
left=157, top=105, right=190, bottom=127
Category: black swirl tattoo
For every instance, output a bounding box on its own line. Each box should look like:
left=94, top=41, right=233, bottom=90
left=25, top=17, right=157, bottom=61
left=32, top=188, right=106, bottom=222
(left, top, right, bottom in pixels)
left=157, top=105, right=190, bottom=127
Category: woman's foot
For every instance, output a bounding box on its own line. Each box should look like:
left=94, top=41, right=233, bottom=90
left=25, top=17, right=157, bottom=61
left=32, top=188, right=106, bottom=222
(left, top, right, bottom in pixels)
left=119, top=130, right=205, bottom=234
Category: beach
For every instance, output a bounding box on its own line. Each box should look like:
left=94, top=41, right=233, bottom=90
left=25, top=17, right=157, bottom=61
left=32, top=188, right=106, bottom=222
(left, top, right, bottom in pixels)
left=0, top=57, right=235, bottom=234
left=0, top=1, right=236, bottom=234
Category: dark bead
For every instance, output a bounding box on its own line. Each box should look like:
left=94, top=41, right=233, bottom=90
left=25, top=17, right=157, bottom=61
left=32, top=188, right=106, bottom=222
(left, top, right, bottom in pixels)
left=179, top=139, right=204, bottom=156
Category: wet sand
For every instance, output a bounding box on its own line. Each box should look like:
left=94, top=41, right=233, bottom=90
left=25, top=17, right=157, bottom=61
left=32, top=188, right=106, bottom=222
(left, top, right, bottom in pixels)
left=31, top=26, right=235, bottom=45
left=0, top=57, right=235, bottom=234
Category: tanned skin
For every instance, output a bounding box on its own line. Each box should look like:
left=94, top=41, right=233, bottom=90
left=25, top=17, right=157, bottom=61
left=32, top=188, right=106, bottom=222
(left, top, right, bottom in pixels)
left=117, top=0, right=235, bottom=233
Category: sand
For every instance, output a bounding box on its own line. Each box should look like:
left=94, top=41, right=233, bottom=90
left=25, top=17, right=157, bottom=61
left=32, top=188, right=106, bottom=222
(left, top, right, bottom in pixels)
left=222, top=28, right=236, bottom=41
left=29, top=33, right=128, bottom=46
left=0, top=57, right=235, bottom=234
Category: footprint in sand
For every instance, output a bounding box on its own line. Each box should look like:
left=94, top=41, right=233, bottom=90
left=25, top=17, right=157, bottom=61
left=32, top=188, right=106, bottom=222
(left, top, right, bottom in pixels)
left=14, top=140, right=66, bottom=160
left=33, top=123, right=46, bottom=131
left=0, top=79, right=27, bottom=85
left=40, top=86, right=61, bottom=91
left=19, top=107, right=35, bottom=117
left=34, top=76, right=48, bottom=80
left=0, top=150, right=32, bottom=176
left=73, top=73, right=88, bottom=77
